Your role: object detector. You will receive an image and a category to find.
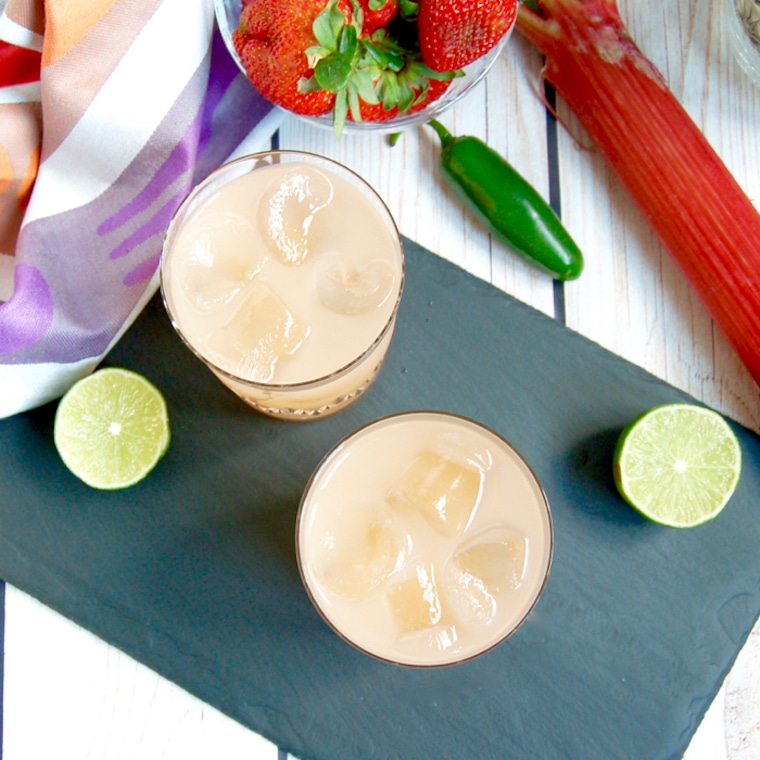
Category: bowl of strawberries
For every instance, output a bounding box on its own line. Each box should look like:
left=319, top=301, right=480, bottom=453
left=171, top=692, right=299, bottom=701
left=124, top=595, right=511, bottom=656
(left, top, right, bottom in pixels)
left=215, top=0, right=517, bottom=136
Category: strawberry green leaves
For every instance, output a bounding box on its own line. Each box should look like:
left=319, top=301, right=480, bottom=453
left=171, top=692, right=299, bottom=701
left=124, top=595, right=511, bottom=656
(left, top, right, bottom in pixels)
left=298, top=0, right=460, bottom=135
left=307, top=0, right=359, bottom=89
left=397, top=0, right=419, bottom=16
left=313, top=26, right=358, bottom=91
left=302, top=0, right=378, bottom=133
left=235, top=0, right=468, bottom=136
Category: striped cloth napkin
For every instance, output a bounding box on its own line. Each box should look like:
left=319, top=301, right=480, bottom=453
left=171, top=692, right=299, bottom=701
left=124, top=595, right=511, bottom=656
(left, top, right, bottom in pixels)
left=0, top=0, right=281, bottom=418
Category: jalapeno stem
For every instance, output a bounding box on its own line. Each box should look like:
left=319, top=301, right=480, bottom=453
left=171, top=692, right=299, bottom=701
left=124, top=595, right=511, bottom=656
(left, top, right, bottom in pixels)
left=428, top=119, right=454, bottom=147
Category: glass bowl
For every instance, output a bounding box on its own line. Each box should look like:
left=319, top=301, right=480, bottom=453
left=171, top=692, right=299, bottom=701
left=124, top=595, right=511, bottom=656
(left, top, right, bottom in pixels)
left=214, top=0, right=514, bottom=134
left=726, top=0, right=760, bottom=89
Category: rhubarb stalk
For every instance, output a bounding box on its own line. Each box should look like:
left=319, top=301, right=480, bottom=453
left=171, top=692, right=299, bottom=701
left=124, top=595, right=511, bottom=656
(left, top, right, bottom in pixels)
left=516, top=0, right=760, bottom=387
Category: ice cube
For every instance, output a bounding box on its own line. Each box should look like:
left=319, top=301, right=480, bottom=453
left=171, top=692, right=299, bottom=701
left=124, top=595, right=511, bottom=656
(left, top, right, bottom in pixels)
left=314, top=506, right=409, bottom=599
left=258, top=167, right=333, bottom=266
left=175, top=211, right=260, bottom=310
left=207, top=280, right=307, bottom=381
left=387, top=562, right=444, bottom=632
left=387, top=563, right=460, bottom=654
left=386, top=450, right=484, bottom=539
left=394, top=620, right=460, bottom=658
left=314, top=252, right=395, bottom=315
left=444, top=527, right=528, bottom=626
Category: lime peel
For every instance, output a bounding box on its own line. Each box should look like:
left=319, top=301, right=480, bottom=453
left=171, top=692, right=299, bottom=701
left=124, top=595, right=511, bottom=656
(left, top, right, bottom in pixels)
left=54, top=368, right=171, bottom=490
left=613, top=403, right=742, bottom=528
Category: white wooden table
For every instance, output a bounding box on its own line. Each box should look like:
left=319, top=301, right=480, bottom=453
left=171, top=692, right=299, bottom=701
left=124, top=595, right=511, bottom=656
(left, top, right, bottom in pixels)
left=4, top=0, right=759, bottom=757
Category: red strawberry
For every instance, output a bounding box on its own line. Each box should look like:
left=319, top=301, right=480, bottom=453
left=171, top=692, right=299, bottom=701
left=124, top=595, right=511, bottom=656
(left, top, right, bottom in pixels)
left=358, top=0, right=399, bottom=34
left=232, top=0, right=460, bottom=135
left=353, top=75, right=452, bottom=122
left=233, top=0, right=342, bottom=116
left=417, top=0, right=517, bottom=72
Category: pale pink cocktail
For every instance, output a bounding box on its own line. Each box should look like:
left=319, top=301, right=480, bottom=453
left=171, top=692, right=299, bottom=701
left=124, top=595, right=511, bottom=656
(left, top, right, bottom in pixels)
left=161, top=151, right=404, bottom=419
left=297, top=411, right=554, bottom=667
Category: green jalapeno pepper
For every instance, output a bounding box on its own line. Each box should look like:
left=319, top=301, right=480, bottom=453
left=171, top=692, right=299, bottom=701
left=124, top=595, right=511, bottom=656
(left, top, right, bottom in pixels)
left=428, top=120, right=584, bottom=280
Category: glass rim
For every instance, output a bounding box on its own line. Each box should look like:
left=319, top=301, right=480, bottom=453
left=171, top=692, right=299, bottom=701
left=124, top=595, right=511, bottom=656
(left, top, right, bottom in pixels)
left=160, top=149, right=405, bottom=392
left=295, top=409, right=555, bottom=668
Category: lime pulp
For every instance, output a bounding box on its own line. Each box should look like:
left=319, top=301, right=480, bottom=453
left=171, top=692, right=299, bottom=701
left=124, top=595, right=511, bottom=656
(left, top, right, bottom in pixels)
left=613, top=403, right=742, bottom=528
left=54, top=367, right=170, bottom=490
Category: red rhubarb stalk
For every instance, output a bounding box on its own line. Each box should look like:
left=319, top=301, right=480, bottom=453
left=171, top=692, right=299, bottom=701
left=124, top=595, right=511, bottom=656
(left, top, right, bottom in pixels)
left=517, top=0, right=760, bottom=387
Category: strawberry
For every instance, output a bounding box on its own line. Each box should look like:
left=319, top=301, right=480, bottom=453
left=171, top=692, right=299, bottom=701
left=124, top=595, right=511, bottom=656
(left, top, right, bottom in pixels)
left=416, top=0, right=517, bottom=72
left=352, top=68, right=454, bottom=122
left=233, top=0, right=343, bottom=116
left=233, top=0, right=460, bottom=134
left=358, top=0, right=399, bottom=34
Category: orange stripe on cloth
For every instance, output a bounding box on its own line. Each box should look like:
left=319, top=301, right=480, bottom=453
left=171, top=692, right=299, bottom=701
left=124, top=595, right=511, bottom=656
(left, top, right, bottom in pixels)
left=34, top=0, right=161, bottom=158
left=18, top=142, right=39, bottom=202
left=0, top=145, right=12, bottom=196
left=0, top=101, right=42, bottom=256
left=41, top=0, right=120, bottom=67
left=0, top=151, right=38, bottom=252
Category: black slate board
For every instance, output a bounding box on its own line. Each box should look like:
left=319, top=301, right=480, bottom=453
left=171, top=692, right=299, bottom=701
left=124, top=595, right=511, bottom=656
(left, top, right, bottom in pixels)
left=2, top=238, right=760, bottom=760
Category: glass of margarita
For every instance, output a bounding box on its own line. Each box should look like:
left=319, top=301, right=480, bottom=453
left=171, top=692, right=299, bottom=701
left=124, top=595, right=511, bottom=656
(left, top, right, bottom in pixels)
left=297, top=411, right=554, bottom=667
left=161, top=151, right=404, bottom=419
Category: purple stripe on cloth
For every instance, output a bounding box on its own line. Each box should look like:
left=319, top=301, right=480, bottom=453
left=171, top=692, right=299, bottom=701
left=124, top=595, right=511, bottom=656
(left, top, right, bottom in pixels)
left=189, top=28, right=275, bottom=184
left=123, top=251, right=161, bottom=286
left=199, top=29, right=239, bottom=154
left=98, top=28, right=240, bottom=238
left=108, top=188, right=189, bottom=260
left=97, top=125, right=199, bottom=237
left=0, top=263, right=53, bottom=354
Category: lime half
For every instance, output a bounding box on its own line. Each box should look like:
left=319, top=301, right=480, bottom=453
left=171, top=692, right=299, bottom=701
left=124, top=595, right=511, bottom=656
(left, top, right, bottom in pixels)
left=613, top=403, right=742, bottom=528
left=54, top=368, right=170, bottom=490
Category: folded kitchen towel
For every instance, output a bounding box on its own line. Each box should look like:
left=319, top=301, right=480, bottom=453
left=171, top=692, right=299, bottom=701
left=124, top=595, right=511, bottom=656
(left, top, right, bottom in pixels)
left=0, top=0, right=281, bottom=418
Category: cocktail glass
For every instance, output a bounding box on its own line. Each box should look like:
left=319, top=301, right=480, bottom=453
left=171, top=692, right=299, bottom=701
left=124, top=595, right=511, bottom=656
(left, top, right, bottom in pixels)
left=296, top=411, right=554, bottom=666
left=161, top=151, right=404, bottom=419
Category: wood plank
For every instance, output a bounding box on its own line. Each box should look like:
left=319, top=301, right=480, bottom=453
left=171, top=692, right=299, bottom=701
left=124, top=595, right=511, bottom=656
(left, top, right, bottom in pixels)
left=3, top=585, right=279, bottom=759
